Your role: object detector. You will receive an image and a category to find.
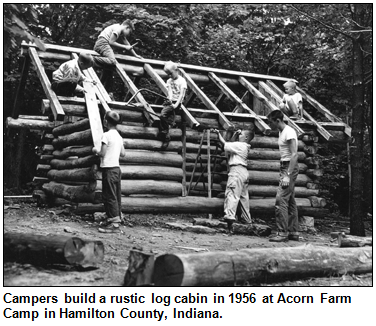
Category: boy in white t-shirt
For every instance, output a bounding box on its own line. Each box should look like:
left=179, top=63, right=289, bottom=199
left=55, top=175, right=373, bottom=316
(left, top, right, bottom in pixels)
left=93, top=111, right=126, bottom=233
left=279, top=80, right=303, bottom=120
left=158, top=61, right=187, bottom=149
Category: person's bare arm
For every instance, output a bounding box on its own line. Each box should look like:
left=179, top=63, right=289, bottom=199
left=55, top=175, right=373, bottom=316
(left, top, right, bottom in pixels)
left=212, top=129, right=225, bottom=145
left=120, top=143, right=126, bottom=158
left=281, top=139, right=298, bottom=188
left=92, top=142, right=107, bottom=157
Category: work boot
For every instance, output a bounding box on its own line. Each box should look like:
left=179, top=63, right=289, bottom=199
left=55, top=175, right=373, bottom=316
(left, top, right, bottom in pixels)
left=269, top=234, right=288, bottom=242
left=288, top=234, right=300, bottom=241
left=98, top=223, right=121, bottom=233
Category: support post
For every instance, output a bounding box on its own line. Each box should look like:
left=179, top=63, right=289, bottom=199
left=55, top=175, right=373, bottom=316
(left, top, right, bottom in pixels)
left=181, top=122, right=187, bottom=197
left=12, top=55, right=31, bottom=119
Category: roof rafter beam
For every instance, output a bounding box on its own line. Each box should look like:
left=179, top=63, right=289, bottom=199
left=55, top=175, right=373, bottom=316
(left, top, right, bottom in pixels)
left=208, top=72, right=271, bottom=135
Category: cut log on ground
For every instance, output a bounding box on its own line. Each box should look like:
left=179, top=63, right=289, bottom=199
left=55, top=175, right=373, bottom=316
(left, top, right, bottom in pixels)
left=96, top=179, right=183, bottom=196
left=165, top=222, right=218, bottom=234
left=43, top=181, right=97, bottom=203
left=338, top=234, right=372, bottom=248
left=152, top=245, right=372, bottom=286
left=123, top=250, right=155, bottom=286
left=4, top=232, right=104, bottom=267
left=193, top=218, right=271, bottom=236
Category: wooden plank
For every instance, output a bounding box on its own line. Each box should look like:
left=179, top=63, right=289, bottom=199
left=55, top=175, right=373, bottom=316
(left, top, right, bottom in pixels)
left=208, top=72, right=271, bottom=134
left=83, top=81, right=103, bottom=151
left=28, top=47, right=65, bottom=121
left=115, top=63, right=158, bottom=125
left=71, top=53, right=111, bottom=113
left=180, top=68, right=234, bottom=131
left=143, top=63, right=198, bottom=129
left=260, top=81, right=332, bottom=141
left=21, top=42, right=293, bottom=83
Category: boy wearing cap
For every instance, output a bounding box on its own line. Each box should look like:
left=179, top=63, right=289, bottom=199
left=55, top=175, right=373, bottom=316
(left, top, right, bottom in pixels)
left=93, top=111, right=126, bottom=233
left=51, top=52, right=96, bottom=96
left=279, top=80, right=304, bottom=120
left=93, top=19, right=142, bottom=91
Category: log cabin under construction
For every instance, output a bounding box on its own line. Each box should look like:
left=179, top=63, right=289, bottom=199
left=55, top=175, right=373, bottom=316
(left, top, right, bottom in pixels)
left=6, top=41, right=352, bottom=218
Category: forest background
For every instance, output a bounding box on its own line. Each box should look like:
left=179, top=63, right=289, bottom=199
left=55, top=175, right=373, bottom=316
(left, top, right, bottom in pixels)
left=3, top=4, right=372, bottom=235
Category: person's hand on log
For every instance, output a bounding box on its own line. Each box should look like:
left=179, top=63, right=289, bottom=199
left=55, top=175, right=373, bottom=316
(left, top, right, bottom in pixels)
left=92, top=147, right=101, bottom=156
left=211, top=128, right=220, bottom=134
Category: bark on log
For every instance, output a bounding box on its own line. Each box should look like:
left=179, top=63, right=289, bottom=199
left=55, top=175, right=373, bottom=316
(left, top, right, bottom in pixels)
left=248, top=149, right=307, bottom=162
left=96, top=179, right=183, bottom=196
left=4, top=232, right=104, bottom=267
left=246, top=160, right=307, bottom=173
left=246, top=170, right=312, bottom=187
left=50, top=155, right=99, bottom=170
left=6, top=117, right=55, bottom=131
left=123, top=250, right=155, bottom=286
left=185, top=162, right=224, bottom=172
left=338, top=234, right=372, bottom=248
left=120, top=150, right=182, bottom=167
left=308, top=196, right=327, bottom=208
left=52, top=129, right=93, bottom=149
left=42, top=181, right=97, bottom=203
left=47, top=166, right=97, bottom=182
left=251, top=135, right=305, bottom=151
left=123, top=138, right=182, bottom=152
left=187, top=172, right=222, bottom=184
left=53, top=146, right=93, bottom=160
left=96, top=165, right=183, bottom=182
left=248, top=185, right=319, bottom=198
left=152, top=246, right=372, bottom=286
left=52, top=118, right=90, bottom=137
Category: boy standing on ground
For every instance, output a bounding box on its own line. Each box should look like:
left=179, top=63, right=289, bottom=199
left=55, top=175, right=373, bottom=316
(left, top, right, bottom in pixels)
left=93, top=20, right=142, bottom=92
left=279, top=80, right=304, bottom=120
left=212, top=128, right=253, bottom=231
left=267, top=110, right=300, bottom=242
left=52, top=52, right=96, bottom=96
left=158, top=61, right=187, bottom=148
left=93, top=111, right=126, bottom=233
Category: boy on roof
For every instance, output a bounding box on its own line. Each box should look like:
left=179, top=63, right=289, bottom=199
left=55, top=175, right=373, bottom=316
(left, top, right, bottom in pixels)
left=279, top=80, right=304, bottom=120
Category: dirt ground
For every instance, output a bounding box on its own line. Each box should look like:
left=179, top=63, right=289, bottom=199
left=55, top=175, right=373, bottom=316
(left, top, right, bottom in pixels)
left=3, top=200, right=373, bottom=287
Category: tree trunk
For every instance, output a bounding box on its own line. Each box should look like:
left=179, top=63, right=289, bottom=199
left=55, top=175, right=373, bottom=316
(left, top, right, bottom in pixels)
left=53, top=145, right=93, bottom=159
left=6, top=117, right=55, bottom=131
left=338, top=234, right=372, bottom=247
left=47, top=166, right=97, bottom=182
left=50, top=155, right=99, bottom=170
left=350, top=4, right=366, bottom=236
left=42, top=181, right=97, bottom=203
left=52, top=118, right=90, bottom=136
left=152, top=246, right=372, bottom=286
left=4, top=232, right=104, bottom=267
left=52, top=129, right=92, bottom=149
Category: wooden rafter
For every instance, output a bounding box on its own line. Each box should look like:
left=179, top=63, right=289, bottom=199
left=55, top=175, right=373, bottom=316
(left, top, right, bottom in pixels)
left=71, top=53, right=110, bottom=113
left=115, top=63, right=158, bottom=125
left=28, top=47, right=65, bottom=121
left=208, top=72, right=271, bottom=135
left=143, top=63, right=199, bottom=129
left=261, top=80, right=333, bottom=141
left=180, top=68, right=234, bottom=131
left=239, top=77, right=304, bottom=137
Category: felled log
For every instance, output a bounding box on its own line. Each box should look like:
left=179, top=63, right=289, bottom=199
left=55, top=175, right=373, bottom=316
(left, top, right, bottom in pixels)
left=52, top=129, right=92, bottom=149
left=308, top=196, right=327, bottom=208
left=47, top=166, right=97, bottom=182
left=53, top=145, right=93, bottom=159
left=50, top=155, right=99, bottom=170
left=6, top=117, right=54, bottom=131
left=4, top=232, right=104, bottom=267
left=95, top=165, right=183, bottom=182
left=42, top=144, right=54, bottom=153
left=187, top=172, right=222, bottom=184
left=165, top=222, right=217, bottom=234
left=42, top=99, right=87, bottom=116
left=193, top=218, right=271, bottom=236
left=152, top=246, right=372, bottom=286
left=39, top=154, right=54, bottom=162
left=36, top=164, right=51, bottom=177
left=338, top=234, right=372, bottom=248
left=96, top=179, right=183, bottom=196
left=52, top=118, right=90, bottom=137
left=248, top=149, right=306, bottom=162
left=123, top=250, right=155, bottom=286
left=248, top=185, right=319, bottom=198
left=120, top=150, right=182, bottom=167
left=246, top=160, right=308, bottom=173
left=42, top=181, right=97, bottom=203
left=185, top=162, right=224, bottom=172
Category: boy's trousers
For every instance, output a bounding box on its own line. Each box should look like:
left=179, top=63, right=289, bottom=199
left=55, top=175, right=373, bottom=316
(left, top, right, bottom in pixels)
left=93, top=37, right=117, bottom=90
left=102, top=167, right=122, bottom=221
left=224, top=165, right=252, bottom=223
left=275, top=161, right=299, bottom=235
